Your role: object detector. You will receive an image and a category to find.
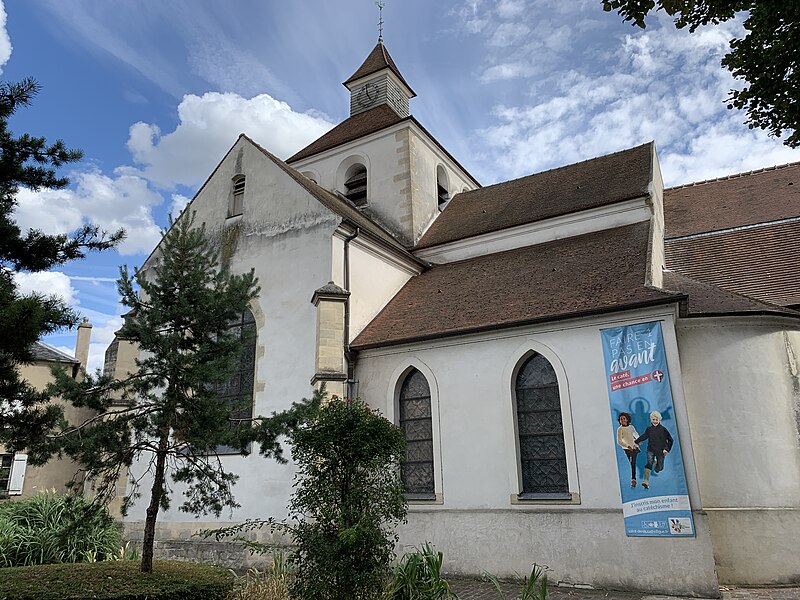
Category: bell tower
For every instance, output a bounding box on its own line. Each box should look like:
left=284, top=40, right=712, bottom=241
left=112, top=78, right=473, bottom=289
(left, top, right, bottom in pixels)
left=343, top=41, right=416, bottom=118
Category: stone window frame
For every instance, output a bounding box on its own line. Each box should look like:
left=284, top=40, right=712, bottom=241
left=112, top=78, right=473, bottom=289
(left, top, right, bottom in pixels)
left=387, top=361, right=444, bottom=504
left=504, top=342, right=580, bottom=505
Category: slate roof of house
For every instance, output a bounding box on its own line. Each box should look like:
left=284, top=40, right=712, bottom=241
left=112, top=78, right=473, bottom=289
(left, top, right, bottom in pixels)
left=663, top=162, right=800, bottom=308
left=415, top=142, right=655, bottom=249
left=244, top=135, right=425, bottom=267
left=31, top=341, right=79, bottom=364
left=352, top=222, right=681, bottom=350
left=343, top=41, right=416, bottom=96
left=662, top=272, right=799, bottom=318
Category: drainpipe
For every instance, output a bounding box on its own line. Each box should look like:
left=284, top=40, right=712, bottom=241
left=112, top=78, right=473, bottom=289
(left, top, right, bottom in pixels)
left=343, top=226, right=360, bottom=399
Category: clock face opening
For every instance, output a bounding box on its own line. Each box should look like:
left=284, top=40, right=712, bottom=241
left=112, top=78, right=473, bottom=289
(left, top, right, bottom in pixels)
left=358, top=83, right=379, bottom=106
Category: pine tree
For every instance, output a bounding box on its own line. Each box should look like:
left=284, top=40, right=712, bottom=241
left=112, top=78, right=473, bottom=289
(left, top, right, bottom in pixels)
left=0, top=77, right=122, bottom=450
left=46, top=214, right=319, bottom=573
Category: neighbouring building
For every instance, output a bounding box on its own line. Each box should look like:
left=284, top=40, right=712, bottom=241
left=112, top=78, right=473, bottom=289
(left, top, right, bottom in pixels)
left=2, top=319, right=93, bottom=498
left=112, top=39, right=800, bottom=596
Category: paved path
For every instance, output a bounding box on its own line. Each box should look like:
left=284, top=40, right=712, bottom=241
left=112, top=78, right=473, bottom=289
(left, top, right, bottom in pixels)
left=449, top=578, right=800, bottom=600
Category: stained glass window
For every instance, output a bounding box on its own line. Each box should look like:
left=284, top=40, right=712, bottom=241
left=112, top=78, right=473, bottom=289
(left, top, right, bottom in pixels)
left=515, top=354, right=569, bottom=496
left=399, top=369, right=435, bottom=499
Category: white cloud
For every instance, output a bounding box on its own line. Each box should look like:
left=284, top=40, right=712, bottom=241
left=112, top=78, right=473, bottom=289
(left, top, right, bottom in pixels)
left=14, top=171, right=164, bottom=255
left=0, top=1, right=12, bottom=73
left=489, top=23, right=530, bottom=47
left=13, top=271, right=78, bottom=305
left=169, top=194, right=191, bottom=218
left=497, top=0, right=527, bottom=19
left=123, top=92, right=333, bottom=189
left=469, top=10, right=800, bottom=185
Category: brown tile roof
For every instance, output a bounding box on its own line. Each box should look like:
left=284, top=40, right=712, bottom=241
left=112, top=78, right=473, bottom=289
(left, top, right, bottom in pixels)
left=665, top=220, right=800, bottom=307
left=244, top=134, right=424, bottom=266
left=661, top=272, right=799, bottom=318
left=415, top=142, right=655, bottom=249
left=286, top=106, right=480, bottom=188
left=286, top=104, right=404, bottom=164
left=664, top=161, right=800, bottom=238
left=352, top=222, right=681, bottom=350
left=343, top=41, right=415, bottom=96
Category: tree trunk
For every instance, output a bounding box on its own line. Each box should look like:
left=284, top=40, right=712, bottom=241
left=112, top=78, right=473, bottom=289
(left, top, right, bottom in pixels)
left=140, top=425, right=170, bottom=573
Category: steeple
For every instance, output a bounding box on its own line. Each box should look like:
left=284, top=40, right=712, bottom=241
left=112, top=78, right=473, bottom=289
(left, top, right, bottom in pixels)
left=343, top=41, right=416, bottom=118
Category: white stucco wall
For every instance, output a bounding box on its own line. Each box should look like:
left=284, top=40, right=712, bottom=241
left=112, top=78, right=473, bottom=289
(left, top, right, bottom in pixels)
left=676, top=317, right=800, bottom=584
left=355, top=308, right=718, bottom=596
left=290, top=121, right=475, bottom=245
left=126, top=137, right=340, bottom=525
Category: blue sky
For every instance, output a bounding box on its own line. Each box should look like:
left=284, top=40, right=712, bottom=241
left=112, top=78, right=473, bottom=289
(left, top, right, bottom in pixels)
left=6, top=0, right=800, bottom=370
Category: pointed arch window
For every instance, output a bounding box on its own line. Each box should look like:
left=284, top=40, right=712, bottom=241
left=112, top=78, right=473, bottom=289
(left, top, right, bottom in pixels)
left=212, top=308, right=256, bottom=454
left=515, top=353, right=569, bottom=497
left=399, top=368, right=435, bottom=499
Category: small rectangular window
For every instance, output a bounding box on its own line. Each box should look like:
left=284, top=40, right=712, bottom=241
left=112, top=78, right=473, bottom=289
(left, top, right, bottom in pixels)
left=228, top=176, right=245, bottom=217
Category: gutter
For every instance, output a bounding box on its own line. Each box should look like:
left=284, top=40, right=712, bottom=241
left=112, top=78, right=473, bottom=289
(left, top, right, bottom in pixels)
left=343, top=226, right=360, bottom=398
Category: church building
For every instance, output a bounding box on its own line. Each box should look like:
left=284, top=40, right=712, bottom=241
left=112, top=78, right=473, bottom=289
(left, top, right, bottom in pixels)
left=114, top=39, right=800, bottom=596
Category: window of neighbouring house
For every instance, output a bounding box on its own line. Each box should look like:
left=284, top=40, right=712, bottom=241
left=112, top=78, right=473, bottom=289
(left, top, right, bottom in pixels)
left=228, top=175, right=246, bottom=217
left=0, top=454, right=26, bottom=495
left=211, top=308, right=256, bottom=454
left=514, top=353, right=569, bottom=498
left=398, top=368, right=435, bottom=500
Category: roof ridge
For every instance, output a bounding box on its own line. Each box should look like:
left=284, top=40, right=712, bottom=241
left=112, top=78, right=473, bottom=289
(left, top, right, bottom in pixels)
left=459, top=141, right=653, bottom=196
left=667, top=160, right=800, bottom=191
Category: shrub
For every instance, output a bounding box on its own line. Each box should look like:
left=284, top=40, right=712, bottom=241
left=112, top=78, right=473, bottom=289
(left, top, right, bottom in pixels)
left=289, top=396, right=407, bottom=600
left=484, top=564, right=549, bottom=600
left=0, top=560, right=233, bottom=600
left=0, top=492, right=121, bottom=566
left=388, top=543, right=459, bottom=600
left=228, top=553, right=291, bottom=600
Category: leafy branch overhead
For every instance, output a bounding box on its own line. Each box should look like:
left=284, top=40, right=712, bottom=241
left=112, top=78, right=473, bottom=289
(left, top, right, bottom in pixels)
left=602, top=1, right=800, bottom=147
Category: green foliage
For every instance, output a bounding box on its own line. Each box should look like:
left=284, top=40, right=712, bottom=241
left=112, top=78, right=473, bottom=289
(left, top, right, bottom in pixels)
left=0, top=77, right=122, bottom=451
left=0, top=492, right=121, bottom=567
left=289, top=396, right=407, bottom=600
left=228, top=553, right=291, bottom=600
left=484, top=564, right=549, bottom=600
left=0, top=560, right=233, bottom=600
left=601, top=1, right=800, bottom=147
left=388, top=544, right=459, bottom=600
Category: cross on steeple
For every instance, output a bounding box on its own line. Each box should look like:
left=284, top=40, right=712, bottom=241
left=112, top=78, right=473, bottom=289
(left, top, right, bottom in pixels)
left=376, top=1, right=385, bottom=42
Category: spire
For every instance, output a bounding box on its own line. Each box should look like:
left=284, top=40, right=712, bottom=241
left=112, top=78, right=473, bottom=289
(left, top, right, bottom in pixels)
left=343, top=41, right=416, bottom=98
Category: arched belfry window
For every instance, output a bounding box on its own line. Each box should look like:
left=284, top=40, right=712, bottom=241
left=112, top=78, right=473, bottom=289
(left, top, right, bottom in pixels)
left=399, top=368, right=435, bottom=499
left=515, top=353, right=569, bottom=497
left=213, top=308, right=256, bottom=453
left=228, top=174, right=245, bottom=217
left=436, top=165, right=449, bottom=211
left=344, top=164, right=368, bottom=208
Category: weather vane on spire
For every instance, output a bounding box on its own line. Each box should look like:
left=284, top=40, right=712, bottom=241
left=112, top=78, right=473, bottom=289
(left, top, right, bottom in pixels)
left=376, top=1, right=385, bottom=42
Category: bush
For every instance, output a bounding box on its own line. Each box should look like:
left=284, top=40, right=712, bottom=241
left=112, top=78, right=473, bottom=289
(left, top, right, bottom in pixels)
left=228, top=553, right=290, bottom=600
left=289, top=396, right=407, bottom=600
left=388, top=543, right=459, bottom=600
left=0, top=492, right=122, bottom=566
left=0, top=560, right=233, bottom=600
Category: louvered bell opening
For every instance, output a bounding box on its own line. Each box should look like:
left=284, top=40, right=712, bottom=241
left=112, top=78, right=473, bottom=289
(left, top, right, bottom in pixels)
left=345, top=168, right=368, bottom=207
left=233, top=178, right=246, bottom=196
left=437, top=182, right=449, bottom=210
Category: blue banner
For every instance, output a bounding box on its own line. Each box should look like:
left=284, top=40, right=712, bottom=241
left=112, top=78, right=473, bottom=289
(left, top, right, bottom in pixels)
left=600, top=321, right=694, bottom=537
